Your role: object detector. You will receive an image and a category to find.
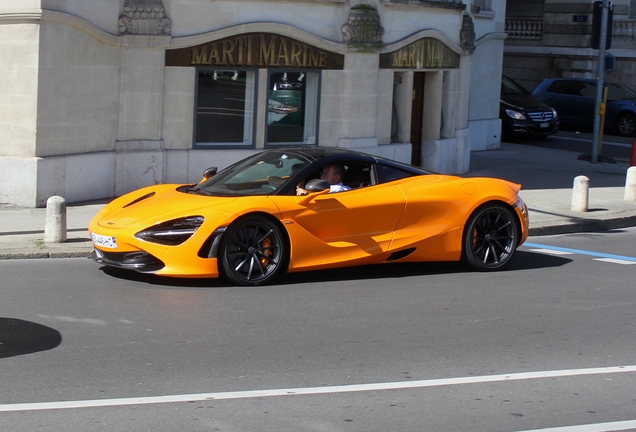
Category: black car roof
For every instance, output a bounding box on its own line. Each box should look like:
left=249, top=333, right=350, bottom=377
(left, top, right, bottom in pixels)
left=265, top=146, right=429, bottom=174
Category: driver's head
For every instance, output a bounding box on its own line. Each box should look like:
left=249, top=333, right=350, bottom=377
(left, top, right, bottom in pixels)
left=320, top=164, right=345, bottom=185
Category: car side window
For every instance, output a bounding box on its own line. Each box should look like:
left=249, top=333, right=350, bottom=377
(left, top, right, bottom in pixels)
left=548, top=80, right=587, bottom=96
left=375, top=164, right=412, bottom=184
left=342, top=163, right=372, bottom=189
left=293, top=161, right=373, bottom=195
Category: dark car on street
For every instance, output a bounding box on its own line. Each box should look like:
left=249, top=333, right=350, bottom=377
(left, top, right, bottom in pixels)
left=500, top=75, right=559, bottom=140
left=533, top=77, right=636, bottom=137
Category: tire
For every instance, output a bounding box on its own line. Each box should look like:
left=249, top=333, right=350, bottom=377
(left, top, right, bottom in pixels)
left=615, top=113, right=636, bottom=137
left=219, top=215, right=287, bottom=286
left=462, top=203, right=519, bottom=271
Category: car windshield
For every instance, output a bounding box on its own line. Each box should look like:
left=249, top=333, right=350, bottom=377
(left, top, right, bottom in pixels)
left=189, top=151, right=312, bottom=196
left=501, top=76, right=529, bottom=96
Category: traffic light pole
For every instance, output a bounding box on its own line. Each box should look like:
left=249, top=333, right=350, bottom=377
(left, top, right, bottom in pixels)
left=592, top=0, right=610, bottom=163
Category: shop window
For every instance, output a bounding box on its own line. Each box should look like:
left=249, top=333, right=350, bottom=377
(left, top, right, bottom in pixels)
left=266, top=70, right=320, bottom=146
left=194, top=69, right=257, bottom=148
left=631, top=0, right=636, bottom=18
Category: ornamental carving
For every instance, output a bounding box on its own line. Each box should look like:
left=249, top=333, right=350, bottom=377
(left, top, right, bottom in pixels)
left=118, top=0, right=172, bottom=35
left=460, top=13, right=476, bottom=54
left=341, top=5, right=384, bottom=46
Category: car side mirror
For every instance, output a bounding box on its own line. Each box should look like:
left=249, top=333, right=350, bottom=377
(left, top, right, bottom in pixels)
left=202, top=167, right=218, bottom=181
left=305, top=178, right=330, bottom=192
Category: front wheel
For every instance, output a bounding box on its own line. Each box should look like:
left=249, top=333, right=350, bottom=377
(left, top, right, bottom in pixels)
left=219, top=216, right=287, bottom=286
left=462, top=203, right=519, bottom=271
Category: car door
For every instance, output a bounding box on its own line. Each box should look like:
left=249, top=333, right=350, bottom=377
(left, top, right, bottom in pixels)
left=542, top=80, right=595, bottom=125
left=274, top=173, right=407, bottom=270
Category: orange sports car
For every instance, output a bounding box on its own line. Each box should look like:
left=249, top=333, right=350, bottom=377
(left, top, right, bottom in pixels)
left=88, top=147, right=529, bottom=286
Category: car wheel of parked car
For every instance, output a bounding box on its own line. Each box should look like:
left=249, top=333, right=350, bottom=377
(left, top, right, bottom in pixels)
left=220, top=215, right=287, bottom=286
left=462, top=203, right=519, bottom=271
left=615, top=113, right=636, bottom=137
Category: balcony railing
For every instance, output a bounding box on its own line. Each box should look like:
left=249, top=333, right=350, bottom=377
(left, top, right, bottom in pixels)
left=613, top=20, right=636, bottom=42
left=504, top=18, right=543, bottom=40
left=505, top=18, right=636, bottom=44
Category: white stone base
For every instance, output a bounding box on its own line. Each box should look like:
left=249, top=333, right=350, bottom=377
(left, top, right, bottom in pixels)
left=0, top=153, right=115, bottom=208
left=420, top=129, right=471, bottom=175
left=115, top=140, right=165, bottom=197
left=468, top=118, right=502, bottom=151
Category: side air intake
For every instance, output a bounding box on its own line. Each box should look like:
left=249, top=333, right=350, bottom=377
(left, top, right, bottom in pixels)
left=386, top=247, right=416, bottom=262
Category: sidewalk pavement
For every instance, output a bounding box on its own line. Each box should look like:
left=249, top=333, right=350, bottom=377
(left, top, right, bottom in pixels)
left=1, top=140, right=636, bottom=260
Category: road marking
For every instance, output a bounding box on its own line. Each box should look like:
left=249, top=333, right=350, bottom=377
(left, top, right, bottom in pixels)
left=1, top=365, right=636, bottom=412
left=594, top=258, right=636, bottom=265
left=554, top=135, right=633, bottom=149
left=524, top=242, right=636, bottom=263
left=527, top=248, right=574, bottom=256
left=517, top=419, right=636, bottom=432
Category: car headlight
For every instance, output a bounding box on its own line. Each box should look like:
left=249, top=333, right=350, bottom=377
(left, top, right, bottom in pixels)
left=135, top=216, right=205, bottom=246
left=551, top=108, right=558, bottom=118
left=505, top=109, right=526, bottom=120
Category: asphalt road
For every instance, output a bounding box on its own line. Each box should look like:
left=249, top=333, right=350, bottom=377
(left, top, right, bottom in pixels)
left=1, top=227, right=636, bottom=431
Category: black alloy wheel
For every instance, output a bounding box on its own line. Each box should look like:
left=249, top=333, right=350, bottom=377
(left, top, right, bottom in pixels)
left=615, top=113, right=636, bottom=137
left=220, top=215, right=287, bottom=286
left=462, top=203, right=519, bottom=271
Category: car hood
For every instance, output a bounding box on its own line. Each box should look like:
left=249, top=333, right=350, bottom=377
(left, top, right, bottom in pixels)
left=94, top=184, right=239, bottom=230
left=501, top=94, right=553, bottom=112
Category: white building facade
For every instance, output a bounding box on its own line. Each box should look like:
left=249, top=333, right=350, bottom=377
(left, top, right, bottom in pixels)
left=0, top=0, right=506, bottom=208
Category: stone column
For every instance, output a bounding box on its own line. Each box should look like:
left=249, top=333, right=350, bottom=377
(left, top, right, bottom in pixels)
left=116, top=35, right=171, bottom=196
left=115, top=1, right=172, bottom=196
left=337, top=52, right=381, bottom=149
left=338, top=5, right=384, bottom=150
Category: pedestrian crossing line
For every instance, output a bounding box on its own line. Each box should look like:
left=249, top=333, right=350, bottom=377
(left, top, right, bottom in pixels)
left=593, top=258, right=636, bottom=265
left=523, top=242, right=636, bottom=263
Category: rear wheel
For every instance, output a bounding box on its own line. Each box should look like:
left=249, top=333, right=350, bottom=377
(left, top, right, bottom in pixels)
left=615, top=113, right=636, bottom=137
left=462, top=203, right=519, bottom=271
left=219, top=216, right=287, bottom=286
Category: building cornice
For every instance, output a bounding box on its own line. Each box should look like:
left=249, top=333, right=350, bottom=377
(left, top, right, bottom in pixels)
left=475, top=32, right=507, bottom=47
left=381, top=29, right=462, bottom=55
left=169, top=22, right=346, bottom=53
left=0, top=10, right=43, bottom=24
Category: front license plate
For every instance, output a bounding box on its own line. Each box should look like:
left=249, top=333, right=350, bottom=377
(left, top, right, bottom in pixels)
left=540, top=122, right=549, bottom=128
left=92, top=233, right=118, bottom=249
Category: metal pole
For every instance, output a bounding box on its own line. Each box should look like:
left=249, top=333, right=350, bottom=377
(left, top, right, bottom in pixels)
left=592, top=0, right=609, bottom=164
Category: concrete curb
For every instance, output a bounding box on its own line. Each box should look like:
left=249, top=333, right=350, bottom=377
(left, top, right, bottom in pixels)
left=528, top=214, right=636, bottom=236
left=0, top=250, right=92, bottom=260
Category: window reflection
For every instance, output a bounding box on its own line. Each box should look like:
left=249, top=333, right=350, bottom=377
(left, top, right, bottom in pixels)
left=195, top=69, right=256, bottom=147
left=267, top=71, right=319, bottom=146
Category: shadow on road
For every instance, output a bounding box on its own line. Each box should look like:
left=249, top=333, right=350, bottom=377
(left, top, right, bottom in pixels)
left=0, top=318, right=62, bottom=359
left=99, top=250, right=571, bottom=288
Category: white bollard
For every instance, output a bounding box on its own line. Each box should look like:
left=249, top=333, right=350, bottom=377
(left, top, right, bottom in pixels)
left=571, top=175, right=589, bottom=212
left=625, top=166, right=636, bottom=201
left=44, top=196, right=67, bottom=243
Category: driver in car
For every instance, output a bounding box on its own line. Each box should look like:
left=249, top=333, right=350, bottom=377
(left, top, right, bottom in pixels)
left=296, top=164, right=351, bottom=195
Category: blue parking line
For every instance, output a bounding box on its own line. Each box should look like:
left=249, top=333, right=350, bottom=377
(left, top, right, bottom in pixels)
left=523, top=242, right=636, bottom=263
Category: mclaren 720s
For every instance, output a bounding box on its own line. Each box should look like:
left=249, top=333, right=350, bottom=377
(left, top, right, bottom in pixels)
left=88, top=146, right=529, bottom=286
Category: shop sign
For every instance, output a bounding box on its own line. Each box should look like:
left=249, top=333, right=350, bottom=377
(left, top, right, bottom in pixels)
left=380, top=38, right=459, bottom=69
left=166, top=33, right=344, bottom=70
